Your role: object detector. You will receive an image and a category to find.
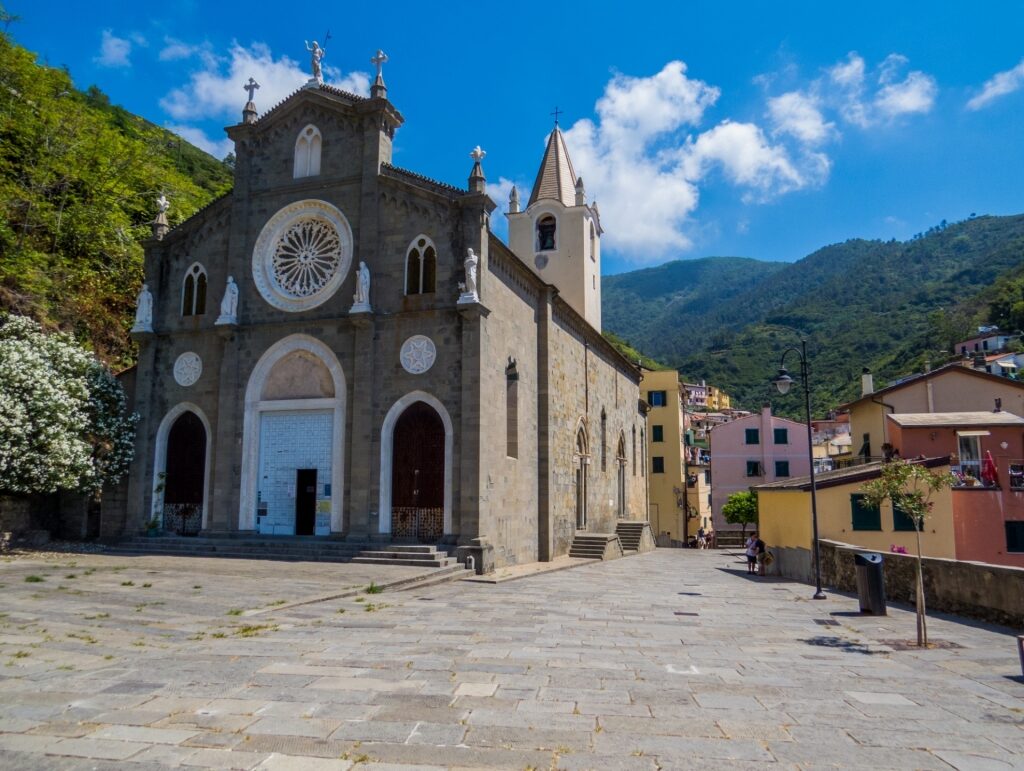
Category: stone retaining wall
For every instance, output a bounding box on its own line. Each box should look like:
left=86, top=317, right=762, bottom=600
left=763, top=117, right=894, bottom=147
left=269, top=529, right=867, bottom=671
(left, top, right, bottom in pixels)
left=819, top=539, right=1024, bottom=630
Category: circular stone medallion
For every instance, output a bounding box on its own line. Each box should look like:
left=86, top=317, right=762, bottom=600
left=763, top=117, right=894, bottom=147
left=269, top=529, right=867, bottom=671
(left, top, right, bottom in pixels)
left=400, top=335, right=437, bottom=375
left=252, top=199, right=354, bottom=312
left=173, top=352, right=202, bottom=387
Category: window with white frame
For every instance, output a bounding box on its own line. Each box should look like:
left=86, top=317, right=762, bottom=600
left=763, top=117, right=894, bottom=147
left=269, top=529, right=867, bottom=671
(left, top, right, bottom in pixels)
left=405, top=236, right=437, bottom=295
left=182, top=263, right=207, bottom=316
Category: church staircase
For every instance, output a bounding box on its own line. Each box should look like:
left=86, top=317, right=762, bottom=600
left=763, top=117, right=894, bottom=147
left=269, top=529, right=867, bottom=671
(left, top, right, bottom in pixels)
left=568, top=532, right=624, bottom=560
left=108, top=535, right=364, bottom=563
left=615, top=520, right=656, bottom=554
left=351, top=544, right=464, bottom=569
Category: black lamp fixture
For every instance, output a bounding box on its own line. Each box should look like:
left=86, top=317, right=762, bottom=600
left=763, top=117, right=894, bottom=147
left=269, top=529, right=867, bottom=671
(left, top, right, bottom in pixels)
left=771, top=339, right=826, bottom=600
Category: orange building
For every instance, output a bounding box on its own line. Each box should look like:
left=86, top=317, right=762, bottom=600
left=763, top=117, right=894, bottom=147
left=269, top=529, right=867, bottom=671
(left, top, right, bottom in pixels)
left=887, top=412, right=1024, bottom=567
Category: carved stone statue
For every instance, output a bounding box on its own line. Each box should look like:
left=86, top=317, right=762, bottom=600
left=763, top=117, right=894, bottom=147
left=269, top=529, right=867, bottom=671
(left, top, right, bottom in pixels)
left=215, top=275, right=239, bottom=325
left=305, top=40, right=326, bottom=84
left=156, top=194, right=169, bottom=214
left=458, top=248, right=479, bottom=304
left=132, top=283, right=154, bottom=333
left=350, top=261, right=371, bottom=312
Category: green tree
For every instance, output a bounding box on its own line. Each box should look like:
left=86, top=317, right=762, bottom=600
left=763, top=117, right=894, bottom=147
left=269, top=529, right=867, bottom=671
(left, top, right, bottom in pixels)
left=0, top=314, right=136, bottom=494
left=722, top=490, right=758, bottom=536
left=860, top=460, right=954, bottom=647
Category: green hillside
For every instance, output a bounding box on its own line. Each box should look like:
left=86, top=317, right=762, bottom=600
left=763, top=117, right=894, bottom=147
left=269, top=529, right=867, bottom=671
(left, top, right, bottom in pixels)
left=0, top=30, right=232, bottom=366
left=603, top=215, right=1024, bottom=415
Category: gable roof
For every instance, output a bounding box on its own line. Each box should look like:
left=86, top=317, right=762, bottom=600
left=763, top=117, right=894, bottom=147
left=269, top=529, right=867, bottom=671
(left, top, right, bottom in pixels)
left=528, top=127, right=578, bottom=207
left=838, top=362, right=1024, bottom=411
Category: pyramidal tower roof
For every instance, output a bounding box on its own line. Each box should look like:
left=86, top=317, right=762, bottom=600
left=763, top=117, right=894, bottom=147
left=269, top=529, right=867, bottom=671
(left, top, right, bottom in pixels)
left=527, top=126, right=578, bottom=208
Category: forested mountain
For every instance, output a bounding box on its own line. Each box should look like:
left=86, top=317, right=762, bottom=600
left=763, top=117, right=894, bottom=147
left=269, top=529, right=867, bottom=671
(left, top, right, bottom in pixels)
left=604, top=214, right=1024, bottom=414
left=0, top=30, right=232, bottom=366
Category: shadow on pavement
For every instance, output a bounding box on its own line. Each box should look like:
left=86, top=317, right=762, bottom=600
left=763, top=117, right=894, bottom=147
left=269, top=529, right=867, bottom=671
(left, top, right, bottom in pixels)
left=800, top=635, right=886, bottom=656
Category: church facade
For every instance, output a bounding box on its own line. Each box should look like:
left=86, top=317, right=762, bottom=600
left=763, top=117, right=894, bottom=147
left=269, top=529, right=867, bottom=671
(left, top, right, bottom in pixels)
left=117, top=64, right=648, bottom=569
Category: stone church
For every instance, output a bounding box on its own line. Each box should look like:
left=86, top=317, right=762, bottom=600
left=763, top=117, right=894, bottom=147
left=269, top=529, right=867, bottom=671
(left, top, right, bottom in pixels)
left=116, top=56, right=649, bottom=569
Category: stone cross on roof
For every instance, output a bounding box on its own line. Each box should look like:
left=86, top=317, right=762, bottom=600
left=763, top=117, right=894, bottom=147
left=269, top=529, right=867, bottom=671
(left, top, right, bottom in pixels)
left=371, top=49, right=388, bottom=79
left=243, top=77, right=260, bottom=103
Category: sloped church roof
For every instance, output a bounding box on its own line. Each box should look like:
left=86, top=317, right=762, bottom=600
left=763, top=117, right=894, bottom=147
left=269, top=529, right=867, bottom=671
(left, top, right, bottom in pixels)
left=528, top=127, right=578, bottom=207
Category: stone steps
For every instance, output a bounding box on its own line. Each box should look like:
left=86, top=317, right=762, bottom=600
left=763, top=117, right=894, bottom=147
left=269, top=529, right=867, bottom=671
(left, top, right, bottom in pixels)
left=713, top=532, right=748, bottom=548
left=568, top=532, right=624, bottom=560
left=615, top=521, right=649, bottom=551
left=351, top=544, right=460, bottom=569
left=108, top=536, right=363, bottom=563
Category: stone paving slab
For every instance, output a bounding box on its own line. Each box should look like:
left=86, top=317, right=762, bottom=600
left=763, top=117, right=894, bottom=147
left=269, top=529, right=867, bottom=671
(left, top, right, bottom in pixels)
left=1, top=548, right=1022, bottom=769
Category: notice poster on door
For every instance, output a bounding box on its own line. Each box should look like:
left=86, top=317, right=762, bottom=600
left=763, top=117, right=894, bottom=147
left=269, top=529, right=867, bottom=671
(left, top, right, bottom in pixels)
left=315, top=499, right=331, bottom=536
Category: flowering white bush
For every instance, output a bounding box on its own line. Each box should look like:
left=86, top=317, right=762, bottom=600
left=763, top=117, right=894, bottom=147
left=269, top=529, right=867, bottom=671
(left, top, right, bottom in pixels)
left=0, top=315, right=137, bottom=494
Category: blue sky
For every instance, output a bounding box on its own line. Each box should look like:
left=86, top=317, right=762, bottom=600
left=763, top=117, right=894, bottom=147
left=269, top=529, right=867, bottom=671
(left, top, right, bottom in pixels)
left=9, top=1, right=1024, bottom=274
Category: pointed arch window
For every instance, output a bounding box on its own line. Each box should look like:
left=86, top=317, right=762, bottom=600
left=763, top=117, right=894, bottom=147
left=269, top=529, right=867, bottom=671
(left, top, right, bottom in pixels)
left=182, top=263, right=207, bottom=316
left=590, top=221, right=596, bottom=261
left=600, top=409, right=608, bottom=472
left=405, top=236, right=437, bottom=295
left=537, top=215, right=556, bottom=251
left=293, top=125, right=322, bottom=179
left=506, top=359, right=518, bottom=459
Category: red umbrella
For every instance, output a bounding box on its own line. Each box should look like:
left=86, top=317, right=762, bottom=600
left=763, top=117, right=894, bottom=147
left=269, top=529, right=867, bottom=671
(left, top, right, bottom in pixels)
left=981, top=450, right=999, bottom=486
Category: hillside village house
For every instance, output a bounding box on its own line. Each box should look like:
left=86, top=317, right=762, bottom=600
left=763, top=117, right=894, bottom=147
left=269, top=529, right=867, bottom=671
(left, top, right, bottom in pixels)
left=842, top=364, right=1024, bottom=462
left=956, top=328, right=1016, bottom=356
left=709, top=405, right=808, bottom=532
left=113, top=57, right=650, bottom=570
left=757, top=410, right=1024, bottom=575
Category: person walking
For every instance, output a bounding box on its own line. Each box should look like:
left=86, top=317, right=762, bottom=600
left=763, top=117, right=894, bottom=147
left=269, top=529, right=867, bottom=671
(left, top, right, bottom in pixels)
left=744, top=532, right=758, bottom=574
left=697, top=526, right=707, bottom=549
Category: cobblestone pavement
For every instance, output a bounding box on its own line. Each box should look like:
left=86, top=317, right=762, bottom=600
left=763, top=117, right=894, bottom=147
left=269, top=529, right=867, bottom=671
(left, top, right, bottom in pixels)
left=0, top=548, right=1021, bottom=769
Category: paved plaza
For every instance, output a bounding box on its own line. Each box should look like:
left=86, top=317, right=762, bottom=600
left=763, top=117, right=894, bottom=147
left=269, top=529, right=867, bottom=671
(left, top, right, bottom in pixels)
left=0, top=548, right=1021, bottom=770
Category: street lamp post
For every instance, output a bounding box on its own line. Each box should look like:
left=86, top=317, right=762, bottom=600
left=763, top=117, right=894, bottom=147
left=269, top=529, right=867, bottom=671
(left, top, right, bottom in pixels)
left=771, top=339, right=827, bottom=600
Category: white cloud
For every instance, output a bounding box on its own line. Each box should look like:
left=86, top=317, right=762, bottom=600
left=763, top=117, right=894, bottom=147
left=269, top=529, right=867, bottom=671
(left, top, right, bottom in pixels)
left=768, top=91, right=834, bottom=144
left=165, top=124, right=234, bottom=160
left=823, top=51, right=936, bottom=126
left=555, top=61, right=818, bottom=262
left=95, top=30, right=133, bottom=68
left=161, top=42, right=370, bottom=121
left=875, top=70, right=936, bottom=118
left=967, top=57, right=1024, bottom=110
left=485, top=177, right=529, bottom=241
left=160, top=37, right=199, bottom=62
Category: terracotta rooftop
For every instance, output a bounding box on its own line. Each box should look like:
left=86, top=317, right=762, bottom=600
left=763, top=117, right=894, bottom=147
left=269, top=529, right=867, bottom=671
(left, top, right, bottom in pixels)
left=754, top=457, right=949, bottom=492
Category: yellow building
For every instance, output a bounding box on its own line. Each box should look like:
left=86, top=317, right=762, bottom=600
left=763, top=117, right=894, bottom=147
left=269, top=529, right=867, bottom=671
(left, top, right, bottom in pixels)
left=706, top=385, right=731, bottom=411
left=755, top=459, right=955, bottom=581
left=643, top=369, right=687, bottom=544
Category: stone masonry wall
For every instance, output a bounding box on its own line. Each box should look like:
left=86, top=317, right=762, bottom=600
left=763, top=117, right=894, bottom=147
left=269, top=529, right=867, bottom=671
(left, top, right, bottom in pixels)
left=819, top=539, right=1024, bottom=629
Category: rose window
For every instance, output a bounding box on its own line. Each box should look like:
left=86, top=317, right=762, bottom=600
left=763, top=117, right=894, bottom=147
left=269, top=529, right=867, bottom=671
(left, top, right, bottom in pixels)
left=273, top=218, right=341, bottom=297
left=252, top=199, right=353, bottom=312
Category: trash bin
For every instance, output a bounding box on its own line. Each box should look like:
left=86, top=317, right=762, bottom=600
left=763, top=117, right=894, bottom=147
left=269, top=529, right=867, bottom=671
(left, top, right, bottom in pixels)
left=854, top=552, right=886, bottom=615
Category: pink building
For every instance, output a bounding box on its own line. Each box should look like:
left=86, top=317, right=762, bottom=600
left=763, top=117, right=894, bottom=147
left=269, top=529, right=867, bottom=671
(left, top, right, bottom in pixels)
left=709, top=405, right=810, bottom=531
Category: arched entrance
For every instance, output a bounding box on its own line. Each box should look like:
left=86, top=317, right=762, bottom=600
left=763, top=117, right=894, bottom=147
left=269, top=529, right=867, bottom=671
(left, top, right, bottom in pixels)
left=239, top=335, right=346, bottom=535
left=164, top=412, right=206, bottom=535
left=391, top=401, right=445, bottom=542
left=575, top=425, right=589, bottom=530
left=379, top=391, right=453, bottom=539
left=152, top=403, right=211, bottom=535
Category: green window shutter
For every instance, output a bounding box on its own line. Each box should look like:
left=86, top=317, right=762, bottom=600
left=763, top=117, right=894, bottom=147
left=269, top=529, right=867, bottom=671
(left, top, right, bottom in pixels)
left=892, top=501, right=918, bottom=532
left=1006, top=522, right=1024, bottom=553
left=774, top=428, right=788, bottom=444
left=851, top=493, right=881, bottom=531
left=745, top=428, right=759, bottom=445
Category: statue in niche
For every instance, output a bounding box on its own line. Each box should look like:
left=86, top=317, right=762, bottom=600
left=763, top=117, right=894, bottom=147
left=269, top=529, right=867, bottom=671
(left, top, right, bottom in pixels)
left=351, top=261, right=371, bottom=312
left=216, top=275, right=239, bottom=325
left=305, top=40, right=326, bottom=83
left=459, top=248, right=479, bottom=303
left=132, top=283, right=153, bottom=332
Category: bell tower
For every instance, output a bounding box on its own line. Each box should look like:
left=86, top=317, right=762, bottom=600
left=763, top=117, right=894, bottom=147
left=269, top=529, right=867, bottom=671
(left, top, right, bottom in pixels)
left=508, top=123, right=603, bottom=330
